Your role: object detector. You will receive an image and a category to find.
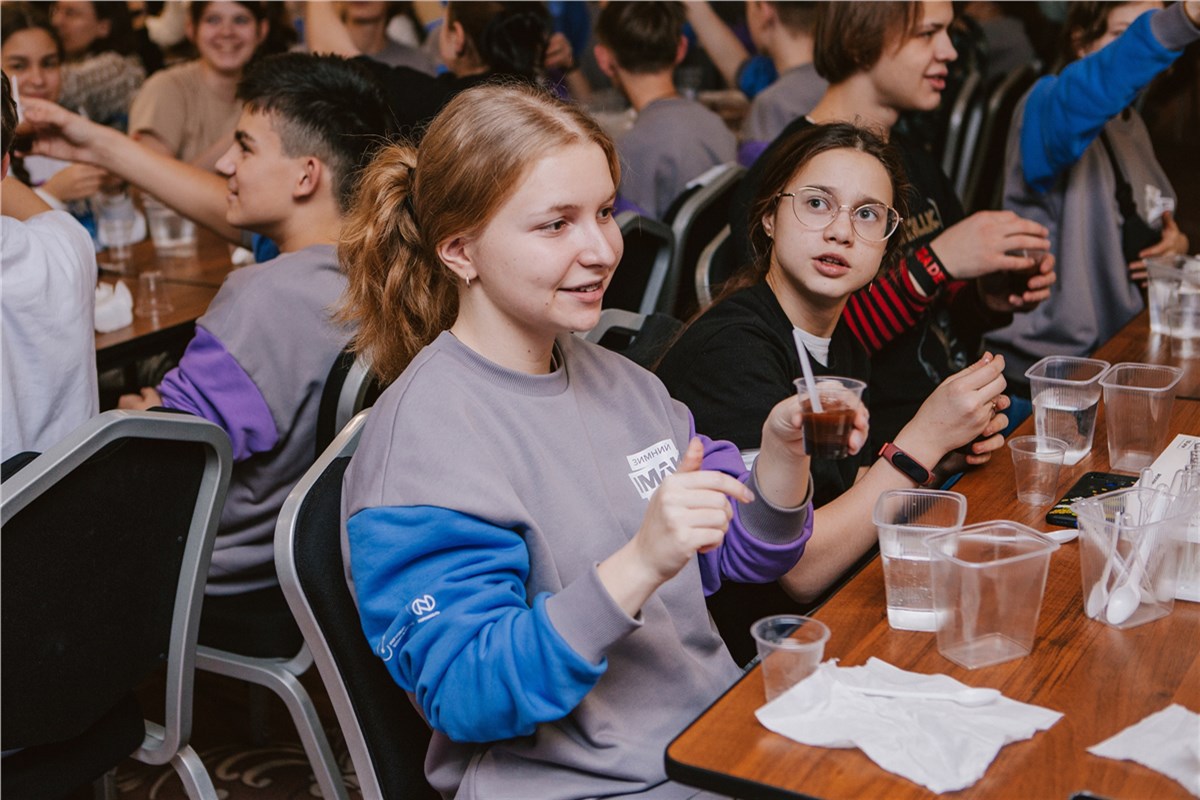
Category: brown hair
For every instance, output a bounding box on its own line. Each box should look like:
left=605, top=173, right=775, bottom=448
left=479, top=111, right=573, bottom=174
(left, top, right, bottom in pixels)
left=741, top=122, right=910, bottom=289
left=447, top=1, right=551, bottom=80
left=338, top=81, right=620, bottom=383
left=1062, top=1, right=1138, bottom=63
left=2, top=71, right=17, bottom=156
left=813, top=1, right=921, bottom=84
left=769, top=1, right=820, bottom=36
left=594, top=1, right=685, bottom=75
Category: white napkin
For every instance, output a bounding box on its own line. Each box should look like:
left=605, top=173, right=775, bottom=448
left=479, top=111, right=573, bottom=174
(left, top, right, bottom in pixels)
left=94, top=281, right=133, bottom=332
left=755, top=658, right=1063, bottom=793
left=230, top=246, right=256, bottom=266
left=1088, top=704, right=1200, bottom=796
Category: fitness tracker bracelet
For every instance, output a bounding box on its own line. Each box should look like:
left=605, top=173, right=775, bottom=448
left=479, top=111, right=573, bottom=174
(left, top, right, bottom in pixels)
left=878, top=442, right=936, bottom=487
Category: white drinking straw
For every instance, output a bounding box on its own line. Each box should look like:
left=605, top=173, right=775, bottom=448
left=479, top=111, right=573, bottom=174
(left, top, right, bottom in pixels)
left=792, top=329, right=823, bottom=413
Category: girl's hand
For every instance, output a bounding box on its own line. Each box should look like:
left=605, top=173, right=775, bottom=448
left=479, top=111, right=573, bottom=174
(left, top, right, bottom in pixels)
left=901, top=353, right=1007, bottom=460
left=630, top=438, right=754, bottom=582
left=763, top=391, right=868, bottom=460
left=1130, top=211, right=1189, bottom=285
left=40, top=163, right=107, bottom=203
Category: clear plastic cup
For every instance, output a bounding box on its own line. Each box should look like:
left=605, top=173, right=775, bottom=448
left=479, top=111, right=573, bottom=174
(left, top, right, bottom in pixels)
left=1099, top=363, right=1184, bottom=473
left=1167, top=305, right=1200, bottom=359
left=1073, top=487, right=1197, bottom=629
left=1025, top=355, right=1109, bottom=466
left=750, top=615, right=830, bottom=701
left=145, top=199, right=197, bottom=256
left=927, top=522, right=1059, bottom=669
left=792, top=376, right=865, bottom=460
left=1146, top=255, right=1200, bottom=334
left=872, top=489, right=967, bottom=632
left=1008, top=435, right=1068, bottom=506
left=134, top=270, right=174, bottom=318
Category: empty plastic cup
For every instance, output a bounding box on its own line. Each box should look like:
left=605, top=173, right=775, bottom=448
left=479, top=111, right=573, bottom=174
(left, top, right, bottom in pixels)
left=1145, top=255, right=1200, bottom=334
left=1099, top=363, right=1184, bottom=473
left=1167, top=305, right=1200, bottom=359
left=1073, top=487, right=1197, bottom=629
left=135, top=270, right=174, bottom=318
left=751, top=615, right=830, bottom=701
left=1025, top=356, right=1109, bottom=466
left=927, top=522, right=1059, bottom=669
left=873, top=489, right=967, bottom=632
left=146, top=201, right=197, bottom=256
left=1008, top=435, right=1068, bottom=506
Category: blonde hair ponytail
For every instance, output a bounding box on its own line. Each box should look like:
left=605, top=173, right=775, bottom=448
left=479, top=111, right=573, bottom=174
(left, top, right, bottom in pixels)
left=337, top=143, right=457, bottom=384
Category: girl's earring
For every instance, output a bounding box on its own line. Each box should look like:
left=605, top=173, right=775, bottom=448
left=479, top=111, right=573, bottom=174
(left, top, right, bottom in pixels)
left=465, top=276, right=472, bottom=288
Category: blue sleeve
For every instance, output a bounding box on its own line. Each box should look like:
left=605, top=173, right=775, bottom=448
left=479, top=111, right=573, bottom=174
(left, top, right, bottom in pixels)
left=346, top=506, right=609, bottom=743
left=736, top=55, right=777, bottom=100
left=1021, top=8, right=1184, bottom=192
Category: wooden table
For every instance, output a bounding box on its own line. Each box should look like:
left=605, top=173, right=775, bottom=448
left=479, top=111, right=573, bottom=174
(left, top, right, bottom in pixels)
left=94, top=229, right=239, bottom=373
left=666, top=399, right=1200, bottom=799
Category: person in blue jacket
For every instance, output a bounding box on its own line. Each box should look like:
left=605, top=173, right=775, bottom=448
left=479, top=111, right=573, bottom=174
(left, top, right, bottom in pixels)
left=337, top=82, right=865, bottom=799
left=986, top=0, right=1199, bottom=413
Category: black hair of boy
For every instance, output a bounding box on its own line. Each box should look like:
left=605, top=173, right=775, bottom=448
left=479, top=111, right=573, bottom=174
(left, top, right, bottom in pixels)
left=594, top=1, right=686, bottom=74
left=2, top=71, right=16, bottom=156
left=236, top=52, right=392, bottom=213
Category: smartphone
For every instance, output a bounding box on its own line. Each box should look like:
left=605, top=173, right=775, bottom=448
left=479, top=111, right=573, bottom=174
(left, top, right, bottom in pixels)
left=1045, top=471, right=1139, bottom=528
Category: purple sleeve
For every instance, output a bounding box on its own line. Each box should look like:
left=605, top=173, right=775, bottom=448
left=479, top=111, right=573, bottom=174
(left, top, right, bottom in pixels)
left=737, top=139, right=769, bottom=168
left=157, top=325, right=279, bottom=462
left=690, top=417, right=812, bottom=596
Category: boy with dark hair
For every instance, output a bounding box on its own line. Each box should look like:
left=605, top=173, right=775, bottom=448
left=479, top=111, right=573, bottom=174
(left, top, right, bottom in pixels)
left=20, top=53, right=391, bottom=611
left=1, top=70, right=98, bottom=460
left=594, top=0, right=735, bottom=220
left=739, top=1, right=826, bottom=164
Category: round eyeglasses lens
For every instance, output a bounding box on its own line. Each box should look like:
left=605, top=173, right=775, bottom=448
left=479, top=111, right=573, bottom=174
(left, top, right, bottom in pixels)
left=790, top=188, right=899, bottom=242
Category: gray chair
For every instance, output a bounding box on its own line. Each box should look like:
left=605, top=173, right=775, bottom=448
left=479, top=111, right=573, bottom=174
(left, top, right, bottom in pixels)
left=605, top=212, right=676, bottom=316
left=276, top=411, right=439, bottom=800
left=694, top=224, right=734, bottom=310
left=666, top=163, right=745, bottom=319
left=941, top=68, right=984, bottom=188
left=191, top=350, right=383, bottom=800
left=1, top=410, right=232, bottom=800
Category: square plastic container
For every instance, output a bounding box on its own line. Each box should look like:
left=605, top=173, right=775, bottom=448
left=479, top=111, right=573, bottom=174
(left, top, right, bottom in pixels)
left=1099, top=363, right=1184, bottom=473
left=873, top=489, right=968, bottom=632
left=1073, top=487, right=1196, bottom=629
left=1146, top=255, right=1200, bottom=334
left=926, top=522, right=1059, bottom=669
left=1025, top=356, right=1110, bottom=465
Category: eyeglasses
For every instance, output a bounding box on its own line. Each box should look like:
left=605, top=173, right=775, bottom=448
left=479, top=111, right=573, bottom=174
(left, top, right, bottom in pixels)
left=777, top=187, right=902, bottom=242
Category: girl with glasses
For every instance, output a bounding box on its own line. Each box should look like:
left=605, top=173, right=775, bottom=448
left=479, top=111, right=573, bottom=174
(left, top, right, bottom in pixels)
left=338, top=82, right=850, bottom=799
left=658, top=123, right=1009, bottom=663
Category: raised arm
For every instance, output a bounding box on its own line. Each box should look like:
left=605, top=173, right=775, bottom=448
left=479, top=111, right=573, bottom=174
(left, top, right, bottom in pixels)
left=304, top=1, right=363, bottom=58
left=1021, top=1, right=1200, bottom=192
left=18, top=98, right=240, bottom=243
left=684, top=1, right=750, bottom=90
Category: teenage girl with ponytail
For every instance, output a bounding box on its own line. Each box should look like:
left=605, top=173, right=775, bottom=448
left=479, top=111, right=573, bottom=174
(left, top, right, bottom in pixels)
left=338, top=82, right=861, bottom=799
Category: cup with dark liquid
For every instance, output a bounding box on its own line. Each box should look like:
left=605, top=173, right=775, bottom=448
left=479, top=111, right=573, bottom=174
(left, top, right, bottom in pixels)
left=792, top=376, right=866, bottom=459
left=984, top=248, right=1047, bottom=298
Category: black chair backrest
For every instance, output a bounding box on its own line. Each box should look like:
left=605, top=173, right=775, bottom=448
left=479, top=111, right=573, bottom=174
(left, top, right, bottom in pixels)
left=280, top=416, right=437, bottom=800
left=962, top=63, right=1041, bottom=213
left=604, top=213, right=676, bottom=316
left=667, top=164, right=745, bottom=319
left=2, top=412, right=230, bottom=751
left=316, top=349, right=382, bottom=458
left=583, top=308, right=685, bottom=371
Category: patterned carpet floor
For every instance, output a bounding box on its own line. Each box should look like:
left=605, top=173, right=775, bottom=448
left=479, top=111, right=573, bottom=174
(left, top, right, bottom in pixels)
left=116, top=670, right=366, bottom=799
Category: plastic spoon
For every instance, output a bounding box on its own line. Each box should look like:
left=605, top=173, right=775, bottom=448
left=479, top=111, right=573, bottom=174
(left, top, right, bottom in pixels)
left=792, top=329, right=823, bottom=413
left=1106, top=509, right=1158, bottom=625
left=840, top=683, right=1001, bottom=707
left=1085, top=519, right=1122, bottom=618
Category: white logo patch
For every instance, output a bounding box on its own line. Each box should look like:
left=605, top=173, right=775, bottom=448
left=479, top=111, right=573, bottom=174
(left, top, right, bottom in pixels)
left=626, top=438, right=681, bottom=499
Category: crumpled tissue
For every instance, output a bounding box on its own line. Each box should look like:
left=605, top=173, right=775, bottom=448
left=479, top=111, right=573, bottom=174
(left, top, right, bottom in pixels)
left=94, top=281, right=133, bottom=332
left=1088, top=704, right=1200, bottom=796
left=755, top=658, right=1062, bottom=793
